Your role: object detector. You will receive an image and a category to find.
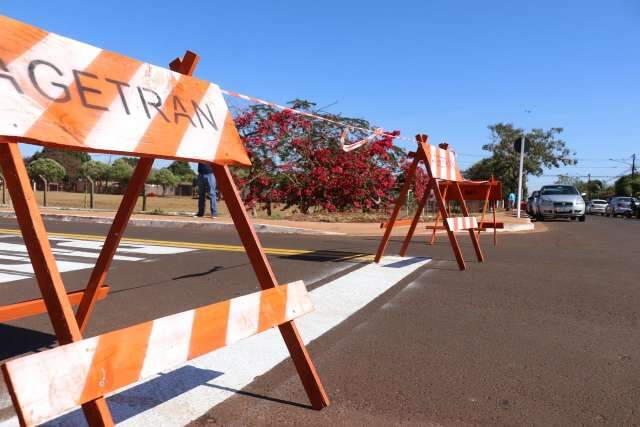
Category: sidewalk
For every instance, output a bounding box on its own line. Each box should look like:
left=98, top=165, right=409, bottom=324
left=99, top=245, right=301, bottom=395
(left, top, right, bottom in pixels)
left=0, top=207, right=534, bottom=236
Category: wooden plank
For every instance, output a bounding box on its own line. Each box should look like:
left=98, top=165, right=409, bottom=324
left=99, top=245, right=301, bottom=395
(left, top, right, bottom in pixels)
left=0, top=286, right=110, bottom=323
left=379, top=218, right=413, bottom=228
left=0, top=16, right=249, bottom=166
left=2, top=281, right=313, bottom=427
left=425, top=225, right=447, bottom=230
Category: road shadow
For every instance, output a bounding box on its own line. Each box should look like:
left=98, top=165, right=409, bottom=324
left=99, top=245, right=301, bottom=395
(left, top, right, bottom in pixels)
left=203, top=383, right=312, bottom=410
left=383, top=257, right=431, bottom=269
left=173, top=266, right=223, bottom=280
left=44, top=366, right=223, bottom=426
left=280, top=250, right=369, bottom=263
left=0, top=324, right=56, bottom=361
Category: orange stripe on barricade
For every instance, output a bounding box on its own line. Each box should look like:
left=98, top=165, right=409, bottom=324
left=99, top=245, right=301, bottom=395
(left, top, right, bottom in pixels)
left=79, top=321, right=154, bottom=404
left=2, top=281, right=313, bottom=427
left=24, top=50, right=142, bottom=148
left=0, top=16, right=49, bottom=65
left=188, top=299, right=230, bottom=359
left=214, top=111, right=252, bottom=166
left=133, top=74, right=209, bottom=157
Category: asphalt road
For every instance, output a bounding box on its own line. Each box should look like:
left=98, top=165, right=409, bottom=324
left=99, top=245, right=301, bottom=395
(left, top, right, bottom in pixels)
left=192, top=215, right=640, bottom=426
left=0, top=215, right=639, bottom=426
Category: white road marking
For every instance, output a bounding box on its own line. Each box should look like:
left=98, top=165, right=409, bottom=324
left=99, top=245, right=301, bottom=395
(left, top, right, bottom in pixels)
left=0, top=236, right=194, bottom=284
left=19, top=256, right=429, bottom=427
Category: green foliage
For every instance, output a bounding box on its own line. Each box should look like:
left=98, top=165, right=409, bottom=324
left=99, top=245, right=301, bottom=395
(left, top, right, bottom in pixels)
left=466, top=123, right=576, bottom=196
left=109, top=158, right=134, bottom=184
left=150, top=168, right=180, bottom=196
left=27, top=158, right=66, bottom=182
left=120, top=157, right=139, bottom=167
left=168, top=161, right=196, bottom=183
left=31, top=148, right=91, bottom=182
left=614, top=174, right=640, bottom=196
left=79, top=160, right=109, bottom=180
left=464, top=158, right=495, bottom=181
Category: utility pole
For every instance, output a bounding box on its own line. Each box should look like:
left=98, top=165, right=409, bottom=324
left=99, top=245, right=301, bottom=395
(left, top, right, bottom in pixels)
left=516, top=134, right=525, bottom=219
left=587, top=173, right=591, bottom=200
left=632, top=153, right=636, bottom=181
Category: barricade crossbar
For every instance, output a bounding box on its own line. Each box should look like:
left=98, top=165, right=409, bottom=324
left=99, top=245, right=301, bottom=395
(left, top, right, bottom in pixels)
left=2, top=281, right=312, bottom=427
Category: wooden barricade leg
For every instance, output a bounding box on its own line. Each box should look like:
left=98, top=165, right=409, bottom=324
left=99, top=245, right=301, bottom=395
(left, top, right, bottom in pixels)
left=374, top=155, right=420, bottom=263
left=431, top=178, right=466, bottom=270
left=75, top=52, right=198, bottom=331
left=75, top=158, right=153, bottom=330
left=492, top=199, right=498, bottom=246
left=212, top=164, right=329, bottom=410
left=476, top=184, right=491, bottom=242
left=428, top=184, right=448, bottom=245
left=399, top=184, right=429, bottom=257
left=452, top=182, right=484, bottom=263
left=0, top=141, right=114, bottom=426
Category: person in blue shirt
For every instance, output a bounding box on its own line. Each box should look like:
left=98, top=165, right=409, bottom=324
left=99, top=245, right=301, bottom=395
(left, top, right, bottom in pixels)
left=508, top=192, right=516, bottom=210
left=196, top=163, right=217, bottom=218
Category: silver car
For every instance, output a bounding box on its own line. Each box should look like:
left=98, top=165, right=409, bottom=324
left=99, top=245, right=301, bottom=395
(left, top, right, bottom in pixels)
left=605, top=197, right=637, bottom=217
left=586, top=199, right=607, bottom=215
left=534, top=185, right=586, bottom=221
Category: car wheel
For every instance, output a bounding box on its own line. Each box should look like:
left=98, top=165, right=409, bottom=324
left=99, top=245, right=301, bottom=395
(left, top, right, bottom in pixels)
left=579, top=215, right=586, bottom=222
left=625, top=211, right=632, bottom=218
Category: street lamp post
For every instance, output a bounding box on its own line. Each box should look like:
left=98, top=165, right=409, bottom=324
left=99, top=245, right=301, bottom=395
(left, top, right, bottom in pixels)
left=516, top=134, right=525, bottom=219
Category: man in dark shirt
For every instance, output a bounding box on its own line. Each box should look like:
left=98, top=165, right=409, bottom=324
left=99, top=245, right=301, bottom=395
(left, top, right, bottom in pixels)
left=196, top=163, right=217, bottom=218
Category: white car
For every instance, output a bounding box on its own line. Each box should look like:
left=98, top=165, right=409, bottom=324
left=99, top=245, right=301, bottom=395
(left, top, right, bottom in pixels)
left=586, top=199, right=607, bottom=215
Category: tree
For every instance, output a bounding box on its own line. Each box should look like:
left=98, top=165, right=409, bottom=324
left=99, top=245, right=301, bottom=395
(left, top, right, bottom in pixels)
left=614, top=174, right=640, bottom=197
left=27, top=158, right=66, bottom=183
left=109, top=158, right=133, bottom=186
left=466, top=123, right=577, bottom=196
left=464, top=158, right=496, bottom=181
left=30, top=147, right=91, bottom=184
left=233, top=100, right=404, bottom=214
left=150, top=168, right=180, bottom=196
left=120, top=157, right=139, bottom=167
left=168, top=161, right=196, bottom=183
left=79, top=160, right=110, bottom=191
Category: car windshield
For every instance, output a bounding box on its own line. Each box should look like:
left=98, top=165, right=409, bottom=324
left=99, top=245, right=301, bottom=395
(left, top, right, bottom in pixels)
left=540, top=186, right=579, bottom=196
left=592, top=200, right=607, bottom=204
left=617, top=197, right=632, bottom=202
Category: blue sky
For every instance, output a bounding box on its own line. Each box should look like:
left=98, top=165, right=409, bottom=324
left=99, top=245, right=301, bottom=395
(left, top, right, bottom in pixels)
left=4, top=1, right=639, bottom=190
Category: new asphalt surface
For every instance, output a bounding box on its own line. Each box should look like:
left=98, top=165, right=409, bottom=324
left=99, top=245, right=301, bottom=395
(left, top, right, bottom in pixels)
left=193, top=215, right=640, bottom=426
left=0, top=214, right=639, bottom=426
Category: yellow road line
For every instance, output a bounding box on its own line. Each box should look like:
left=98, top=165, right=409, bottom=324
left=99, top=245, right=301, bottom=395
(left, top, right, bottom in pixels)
left=0, top=228, right=373, bottom=261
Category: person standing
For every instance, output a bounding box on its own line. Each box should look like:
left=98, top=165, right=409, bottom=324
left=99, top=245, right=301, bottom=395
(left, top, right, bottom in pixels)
left=196, top=163, right=217, bottom=218
left=507, top=191, right=516, bottom=211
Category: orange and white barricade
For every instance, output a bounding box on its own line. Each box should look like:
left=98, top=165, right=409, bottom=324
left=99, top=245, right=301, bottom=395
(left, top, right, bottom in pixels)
left=375, top=134, right=484, bottom=270
left=0, top=16, right=328, bottom=426
left=430, top=177, right=503, bottom=246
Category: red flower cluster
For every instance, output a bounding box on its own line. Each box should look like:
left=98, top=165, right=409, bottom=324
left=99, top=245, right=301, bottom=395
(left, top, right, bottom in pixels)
left=232, top=103, right=408, bottom=214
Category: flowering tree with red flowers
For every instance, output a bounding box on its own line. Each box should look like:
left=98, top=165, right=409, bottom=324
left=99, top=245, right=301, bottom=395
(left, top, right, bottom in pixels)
left=232, top=99, right=407, bottom=214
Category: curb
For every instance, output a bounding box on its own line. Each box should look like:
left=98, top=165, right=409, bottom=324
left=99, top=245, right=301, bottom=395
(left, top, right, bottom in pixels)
left=0, top=211, right=345, bottom=236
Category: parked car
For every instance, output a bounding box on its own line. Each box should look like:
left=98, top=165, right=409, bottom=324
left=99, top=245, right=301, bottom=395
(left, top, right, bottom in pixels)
left=632, top=198, right=640, bottom=219
left=534, top=185, right=586, bottom=221
left=605, top=197, right=636, bottom=217
left=586, top=199, right=608, bottom=215
left=527, top=191, right=540, bottom=217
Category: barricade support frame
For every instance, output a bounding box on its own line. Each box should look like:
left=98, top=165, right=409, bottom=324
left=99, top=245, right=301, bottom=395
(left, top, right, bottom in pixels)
left=375, top=134, right=484, bottom=270
left=0, top=50, right=328, bottom=426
